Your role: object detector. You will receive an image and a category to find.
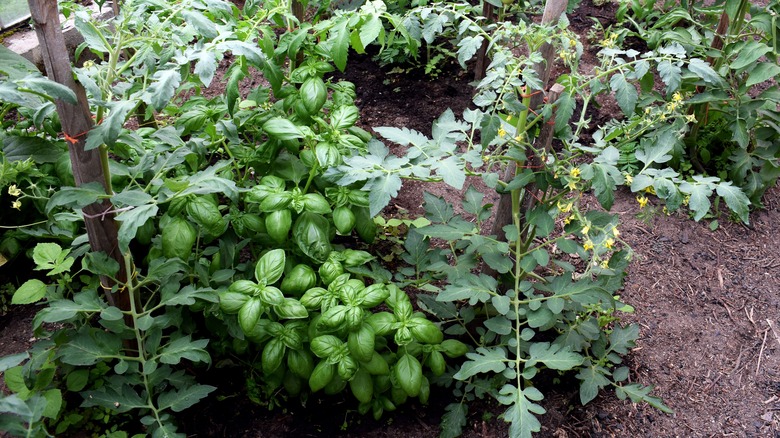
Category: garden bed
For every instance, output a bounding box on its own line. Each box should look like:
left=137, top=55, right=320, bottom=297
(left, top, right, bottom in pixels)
left=1, top=0, right=779, bottom=436
left=177, top=22, right=780, bottom=433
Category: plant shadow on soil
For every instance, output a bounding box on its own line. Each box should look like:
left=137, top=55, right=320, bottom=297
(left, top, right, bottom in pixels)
left=2, top=1, right=780, bottom=436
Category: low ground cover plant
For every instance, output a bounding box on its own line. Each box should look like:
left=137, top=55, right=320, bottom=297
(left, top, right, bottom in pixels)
left=0, top=0, right=777, bottom=436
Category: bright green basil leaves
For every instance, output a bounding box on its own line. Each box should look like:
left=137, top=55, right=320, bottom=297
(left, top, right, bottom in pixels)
left=220, top=249, right=308, bottom=334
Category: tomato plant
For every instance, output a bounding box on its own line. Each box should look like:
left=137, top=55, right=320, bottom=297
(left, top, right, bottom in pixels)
left=2, top=0, right=777, bottom=436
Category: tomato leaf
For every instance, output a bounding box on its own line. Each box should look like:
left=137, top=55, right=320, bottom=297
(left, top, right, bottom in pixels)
left=746, top=62, right=780, bottom=87
left=687, top=58, right=724, bottom=86
left=496, top=384, right=545, bottom=438
left=576, top=364, right=611, bottom=405
left=679, top=178, right=716, bottom=221
left=85, top=100, right=137, bottom=150
left=615, top=383, right=673, bottom=413
left=526, top=342, right=583, bottom=371
left=730, top=41, right=771, bottom=72
left=609, top=72, right=638, bottom=116
left=182, top=10, right=218, bottom=39
left=115, top=204, right=158, bottom=253
left=145, top=68, right=181, bottom=111
left=453, top=346, right=507, bottom=380
left=456, top=35, right=483, bottom=68
left=657, top=60, right=681, bottom=95
left=715, top=181, right=750, bottom=224
left=225, top=64, right=245, bottom=116
left=2, top=136, right=63, bottom=164
left=59, top=329, right=123, bottom=366
left=158, top=336, right=211, bottom=365
left=635, top=130, right=675, bottom=166
left=157, top=384, right=216, bottom=412
left=441, top=402, right=468, bottom=438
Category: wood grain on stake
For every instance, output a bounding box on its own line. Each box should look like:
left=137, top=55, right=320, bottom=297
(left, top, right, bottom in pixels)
left=27, top=0, right=129, bottom=309
left=488, top=0, right=568, bottom=245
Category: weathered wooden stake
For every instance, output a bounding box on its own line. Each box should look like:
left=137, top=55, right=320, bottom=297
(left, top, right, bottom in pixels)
left=291, top=0, right=305, bottom=68
left=528, top=0, right=567, bottom=110
left=27, top=0, right=129, bottom=310
left=522, top=83, right=564, bottom=213
left=484, top=84, right=564, bottom=279
left=487, top=0, right=568, bottom=266
left=473, top=1, right=494, bottom=81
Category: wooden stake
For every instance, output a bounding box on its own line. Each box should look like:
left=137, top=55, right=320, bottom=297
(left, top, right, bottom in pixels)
left=534, top=83, right=565, bottom=157
left=473, top=1, right=494, bottom=81
left=488, top=0, right=567, bottom=247
left=27, top=0, right=129, bottom=310
left=529, top=0, right=567, bottom=110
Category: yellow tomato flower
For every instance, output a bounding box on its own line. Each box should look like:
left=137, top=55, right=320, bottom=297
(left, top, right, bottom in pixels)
left=636, top=195, right=649, bottom=208
left=600, top=259, right=610, bottom=269
left=644, top=186, right=656, bottom=195
left=581, top=224, right=590, bottom=235
left=604, top=238, right=615, bottom=249
left=685, top=114, right=697, bottom=123
left=7, top=185, right=21, bottom=197
left=498, top=127, right=507, bottom=138
left=612, top=227, right=620, bottom=238
left=624, top=173, right=633, bottom=185
left=683, top=195, right=690, bottom=206
left=583, top=240, right=594, bottom=251
left=569, top=167, right=581, bottom=178
left=600, top=33, right=618, bottom=48
left=672, top=91, right=683, bottom=103
left=506, top=115, right=513, bottom=122
left=11, top=200, right=21, bottom=210
left=563, top=215, right=573, bottom=224
left=567, top=180, right=578, bottom=190
left=557, top=201, right=572, bottom=213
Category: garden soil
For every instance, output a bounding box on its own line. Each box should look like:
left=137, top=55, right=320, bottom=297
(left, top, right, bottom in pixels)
left=2, top=1, right=779, bottom=437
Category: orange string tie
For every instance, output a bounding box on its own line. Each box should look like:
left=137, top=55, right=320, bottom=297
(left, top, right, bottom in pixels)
left=519, top=88, right=543, bottom=99
left=63, top=130, right=89, bottom=145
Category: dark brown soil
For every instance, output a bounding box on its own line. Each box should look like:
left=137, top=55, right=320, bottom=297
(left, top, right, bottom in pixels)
left=2, top=1, right=779, bottom=437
